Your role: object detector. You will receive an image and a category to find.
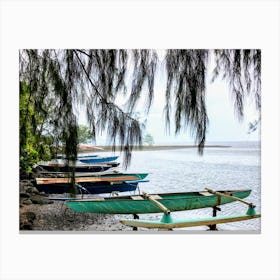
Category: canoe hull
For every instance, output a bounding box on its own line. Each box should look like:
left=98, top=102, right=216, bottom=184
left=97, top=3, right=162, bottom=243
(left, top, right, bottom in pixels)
left=36, top=173, right=148, bottom=185
left=66, top=190, right=252, bottom=214
left=36, top=181, right=138, bottom=195
left=120, top=213, right=261, bottom=229
left=37, top=163, right=119, bottom=173
left=79, top=156, right=118, bottom=164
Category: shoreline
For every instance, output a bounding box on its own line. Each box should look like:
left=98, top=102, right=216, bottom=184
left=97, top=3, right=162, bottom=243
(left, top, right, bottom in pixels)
left=89, top=145, right=231, bottom=152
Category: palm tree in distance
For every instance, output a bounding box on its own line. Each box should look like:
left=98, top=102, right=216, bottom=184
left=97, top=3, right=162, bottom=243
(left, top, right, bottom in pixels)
left=19, top=49, right=261, bottom=168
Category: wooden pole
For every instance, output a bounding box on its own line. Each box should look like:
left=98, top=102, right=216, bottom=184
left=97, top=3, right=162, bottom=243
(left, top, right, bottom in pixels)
left=208, top=206, right=221, bottom=230
left=205, top=188, right=255, bottom=208
left=133, top=214, right=139, bottom=231
left=142, top=192, right=170, bottom=214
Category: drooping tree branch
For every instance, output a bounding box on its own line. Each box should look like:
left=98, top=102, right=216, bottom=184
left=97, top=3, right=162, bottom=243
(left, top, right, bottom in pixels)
left=164, top=50, right=209, bottom=154
left=19, top=49, right=261, bottom=170
left=73, top=49, right=143, bottom=167
left=212, top=49, right=261, bottom=121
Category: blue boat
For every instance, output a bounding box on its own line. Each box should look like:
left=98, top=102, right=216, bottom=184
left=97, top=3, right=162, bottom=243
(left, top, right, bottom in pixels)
left=79, top=156, right=119, bottom=164
left=77, top=154, right=98, bottom=159
left=35, top=180, right=148, bottom=195
left=80, top=181, right=138, bottom=194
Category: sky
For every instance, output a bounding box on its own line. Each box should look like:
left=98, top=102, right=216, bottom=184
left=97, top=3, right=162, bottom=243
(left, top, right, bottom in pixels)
left=79, top=50, right=260, bottom=145
left=143, top=74, right=260, bottom=145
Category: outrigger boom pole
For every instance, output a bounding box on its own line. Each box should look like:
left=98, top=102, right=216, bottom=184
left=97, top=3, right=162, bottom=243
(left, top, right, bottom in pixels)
left=205, top=188, right=257, bottom=215
left=205, top=188, right=256, bottom=208
left=142, top=192, right=171, bottom=214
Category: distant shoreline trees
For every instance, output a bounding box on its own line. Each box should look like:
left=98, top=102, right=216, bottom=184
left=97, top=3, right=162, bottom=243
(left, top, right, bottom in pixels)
left=78, top=125, right=93, bottom=144
left=144, top=133, right=154, bottom=146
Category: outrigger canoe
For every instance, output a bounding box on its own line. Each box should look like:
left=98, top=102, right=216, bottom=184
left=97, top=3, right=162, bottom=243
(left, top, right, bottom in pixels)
left=36, top=180, right=147, bottom=195
left=35, top=169, right=125, bottom=178
left=57, top=154, right=98, bottom=159
left=79, top=156, right=118, bottom=164
left=120, top=189, right=261, bottom=229
left=36, top=162, right=120, bottom=173
left=36, top=173, right=148, bottom=185
left=66, top=189, right=252, bottom=214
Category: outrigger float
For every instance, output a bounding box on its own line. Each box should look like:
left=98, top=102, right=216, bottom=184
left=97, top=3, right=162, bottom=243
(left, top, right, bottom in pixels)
left=66, top=188, right=261, bottom=230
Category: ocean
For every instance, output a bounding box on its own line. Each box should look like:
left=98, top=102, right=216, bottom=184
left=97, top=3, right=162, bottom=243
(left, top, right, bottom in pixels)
left=115, top=141, right=261, bottom=231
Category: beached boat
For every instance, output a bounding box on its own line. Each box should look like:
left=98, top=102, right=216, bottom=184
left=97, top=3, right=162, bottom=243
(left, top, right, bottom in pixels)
left=78, top=155, right=98, bottom=159
left=119, top=188, right=261, bottom=229
left=36, top=162, right=120, bottom=173
left=36, top=180, right=145, bottom=195
left=66, top=189, right=252, bottom=214
left=36, top=173, right=148, bottom=185
left=79, top=156, right=119, bottom=164
left=57, top=154, right=98, bottom=159
left=34, top=170, right=121, bottom=178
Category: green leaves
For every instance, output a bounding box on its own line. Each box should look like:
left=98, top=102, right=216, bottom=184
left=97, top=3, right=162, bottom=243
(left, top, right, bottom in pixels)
left=78, top=125, right=92, bottom=144
left=20, top=144, right=39, bottom=175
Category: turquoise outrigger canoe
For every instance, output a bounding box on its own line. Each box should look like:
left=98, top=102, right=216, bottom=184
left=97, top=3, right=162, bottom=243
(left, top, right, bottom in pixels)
left=120, top=188, right=261, bottom=230
left=66, top=189, right=252, bottom=214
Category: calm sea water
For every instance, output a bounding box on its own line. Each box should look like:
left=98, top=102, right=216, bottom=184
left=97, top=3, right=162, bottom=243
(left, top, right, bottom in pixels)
left=103, top=142, right=261, bottom=231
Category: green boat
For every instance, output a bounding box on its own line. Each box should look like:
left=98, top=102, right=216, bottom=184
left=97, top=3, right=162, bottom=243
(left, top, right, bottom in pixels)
left=66, top=189, right=252, bottom=214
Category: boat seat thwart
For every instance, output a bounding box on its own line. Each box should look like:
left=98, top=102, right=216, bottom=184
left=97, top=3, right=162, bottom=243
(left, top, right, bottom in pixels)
left=131, top=196, right=144, bottom=200
left=199, top=191, right=213, bottom=196
left=149, top=194, right=162, bottom=200
left=131, top=194, right=162, bottom=200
